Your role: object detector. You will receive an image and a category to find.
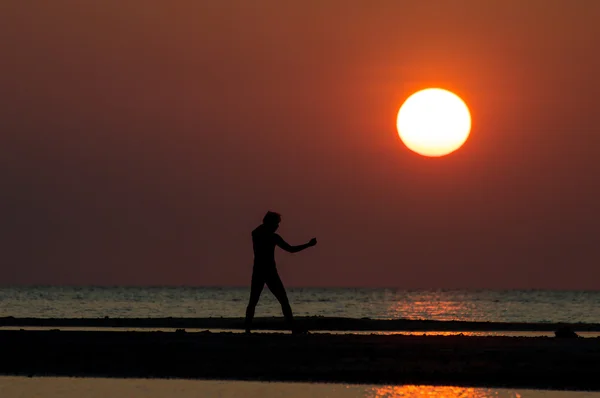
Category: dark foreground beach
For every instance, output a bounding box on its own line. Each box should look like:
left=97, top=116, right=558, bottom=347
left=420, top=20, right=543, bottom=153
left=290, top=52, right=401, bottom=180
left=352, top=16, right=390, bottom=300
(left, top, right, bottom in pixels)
left=1, top=319, right=600, bottom=391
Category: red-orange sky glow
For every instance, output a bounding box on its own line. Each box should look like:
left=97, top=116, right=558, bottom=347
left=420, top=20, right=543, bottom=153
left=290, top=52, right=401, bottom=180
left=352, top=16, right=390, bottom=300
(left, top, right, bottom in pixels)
left=1, top=1, right=600, bottom=288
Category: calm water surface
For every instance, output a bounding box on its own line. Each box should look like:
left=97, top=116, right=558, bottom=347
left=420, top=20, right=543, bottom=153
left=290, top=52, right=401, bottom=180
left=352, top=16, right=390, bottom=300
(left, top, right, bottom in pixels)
left=2, top=287, right=600, bottom=323
left=1, top=377, right=599, bottom=398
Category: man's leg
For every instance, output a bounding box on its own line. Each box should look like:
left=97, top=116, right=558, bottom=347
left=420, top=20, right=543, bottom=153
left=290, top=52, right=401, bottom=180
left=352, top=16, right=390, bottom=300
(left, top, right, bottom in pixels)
left=265, top=270, right=294, bottom=330
left=245, top=270, right=265, bottom=333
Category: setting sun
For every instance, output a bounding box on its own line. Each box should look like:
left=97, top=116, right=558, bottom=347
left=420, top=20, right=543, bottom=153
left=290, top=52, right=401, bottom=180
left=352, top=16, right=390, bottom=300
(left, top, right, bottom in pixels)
left=396, top=88, right=471, bottom=157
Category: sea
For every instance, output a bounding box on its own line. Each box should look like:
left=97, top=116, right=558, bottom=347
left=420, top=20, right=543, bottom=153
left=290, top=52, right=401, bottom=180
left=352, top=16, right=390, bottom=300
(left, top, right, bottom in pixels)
left=1, top=286, right=600, bottom=323
left=3, top=287, right=600, bottom=397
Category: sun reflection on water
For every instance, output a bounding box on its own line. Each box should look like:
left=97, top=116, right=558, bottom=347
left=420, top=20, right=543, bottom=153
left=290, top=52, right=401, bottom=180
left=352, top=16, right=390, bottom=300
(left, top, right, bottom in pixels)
left=387, top=295, right=483, bottom=321
left=367, top=385, right=523, bottom=398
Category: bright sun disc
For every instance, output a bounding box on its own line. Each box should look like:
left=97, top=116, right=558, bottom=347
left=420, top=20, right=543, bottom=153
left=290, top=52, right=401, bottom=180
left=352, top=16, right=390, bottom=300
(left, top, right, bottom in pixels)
left=396, top=88, right=471, bottom=157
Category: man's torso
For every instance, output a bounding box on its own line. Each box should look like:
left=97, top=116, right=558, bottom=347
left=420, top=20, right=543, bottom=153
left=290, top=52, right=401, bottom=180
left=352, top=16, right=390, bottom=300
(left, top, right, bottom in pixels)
left=252, top=225, right=277, bottom=269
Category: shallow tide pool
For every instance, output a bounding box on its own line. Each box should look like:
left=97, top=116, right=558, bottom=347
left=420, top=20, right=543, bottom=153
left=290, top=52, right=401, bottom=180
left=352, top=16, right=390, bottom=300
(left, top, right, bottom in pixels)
left=1, top=377, right=600, bottom=398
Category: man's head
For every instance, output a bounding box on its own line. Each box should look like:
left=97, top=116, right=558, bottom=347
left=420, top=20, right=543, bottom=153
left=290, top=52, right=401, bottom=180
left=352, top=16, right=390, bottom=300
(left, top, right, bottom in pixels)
left=263, top=211, right=281, bottom=232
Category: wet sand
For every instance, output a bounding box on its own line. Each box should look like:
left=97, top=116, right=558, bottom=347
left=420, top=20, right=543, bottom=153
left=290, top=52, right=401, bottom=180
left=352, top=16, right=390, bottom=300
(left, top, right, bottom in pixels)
left=1, top=329, right=600, bottom=391
left=2, top=316, right=600, bottom=331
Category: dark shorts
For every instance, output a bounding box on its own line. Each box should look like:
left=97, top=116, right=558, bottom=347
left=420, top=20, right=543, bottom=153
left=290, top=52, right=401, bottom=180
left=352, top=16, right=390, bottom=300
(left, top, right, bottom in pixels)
left=249, top=266, right=289, bottom=303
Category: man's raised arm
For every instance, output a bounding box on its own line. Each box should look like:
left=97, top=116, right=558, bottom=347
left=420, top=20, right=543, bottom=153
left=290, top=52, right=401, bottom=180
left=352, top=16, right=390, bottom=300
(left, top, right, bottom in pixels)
left=275, top=235, right=317, bottom=253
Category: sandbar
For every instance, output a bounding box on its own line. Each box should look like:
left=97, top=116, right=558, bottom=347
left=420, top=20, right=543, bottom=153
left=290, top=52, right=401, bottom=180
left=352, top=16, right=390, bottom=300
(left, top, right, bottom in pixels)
left=1, top=329, right=599, bottom=391
left=2, top=316, right=600, bottom=332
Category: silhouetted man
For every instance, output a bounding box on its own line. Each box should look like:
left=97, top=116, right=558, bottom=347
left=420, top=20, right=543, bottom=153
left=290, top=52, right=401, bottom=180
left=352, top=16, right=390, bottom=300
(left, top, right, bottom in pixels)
left=245, top=211, right=317, bottom=334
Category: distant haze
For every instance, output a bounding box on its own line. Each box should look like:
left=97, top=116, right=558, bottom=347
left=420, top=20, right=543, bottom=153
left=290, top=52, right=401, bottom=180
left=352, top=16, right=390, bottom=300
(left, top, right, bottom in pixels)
left=1, top=1, right=600, bottom=288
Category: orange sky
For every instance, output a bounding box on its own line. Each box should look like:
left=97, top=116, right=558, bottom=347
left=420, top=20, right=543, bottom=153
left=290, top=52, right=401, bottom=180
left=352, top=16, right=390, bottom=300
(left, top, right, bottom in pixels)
left=1, top=1, right=600, bottom=288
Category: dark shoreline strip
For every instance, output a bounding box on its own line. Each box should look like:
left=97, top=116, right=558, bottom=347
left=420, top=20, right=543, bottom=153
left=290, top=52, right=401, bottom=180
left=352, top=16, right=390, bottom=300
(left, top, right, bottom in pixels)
left=2, top=316, right=600, bottom=331
left=1, top=330, right=600, bottom=391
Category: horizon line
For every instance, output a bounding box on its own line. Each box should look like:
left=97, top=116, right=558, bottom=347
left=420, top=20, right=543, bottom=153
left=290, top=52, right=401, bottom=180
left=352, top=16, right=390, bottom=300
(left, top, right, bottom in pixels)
left=0, top=284, right=599, bottom=292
